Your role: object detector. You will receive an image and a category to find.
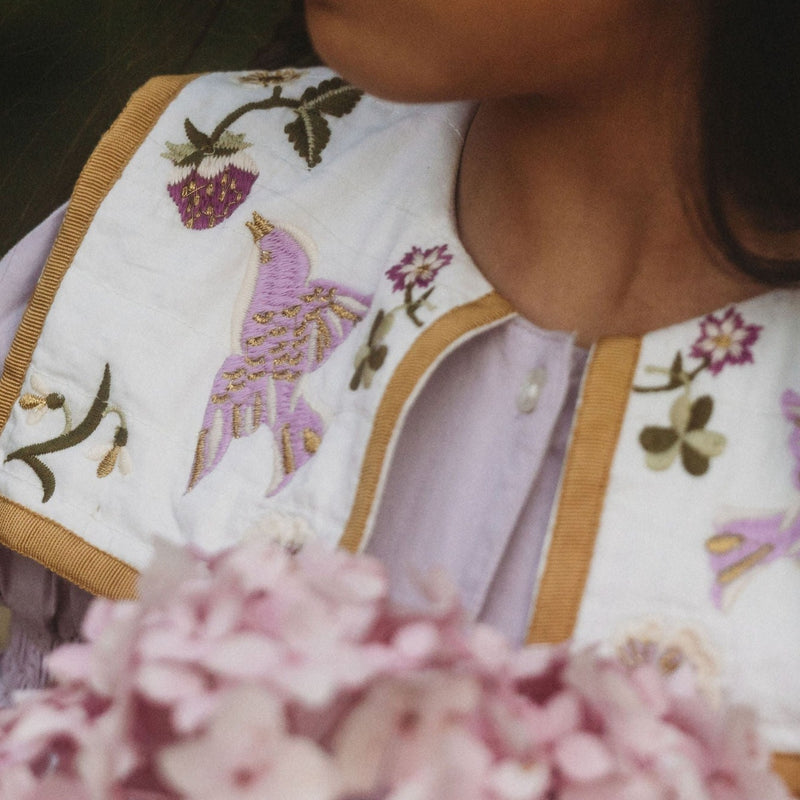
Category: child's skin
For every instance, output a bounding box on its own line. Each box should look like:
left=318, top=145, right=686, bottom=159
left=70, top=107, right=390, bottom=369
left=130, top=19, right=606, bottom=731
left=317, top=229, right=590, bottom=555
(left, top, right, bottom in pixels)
left=304, top=0, right=767, bottom=346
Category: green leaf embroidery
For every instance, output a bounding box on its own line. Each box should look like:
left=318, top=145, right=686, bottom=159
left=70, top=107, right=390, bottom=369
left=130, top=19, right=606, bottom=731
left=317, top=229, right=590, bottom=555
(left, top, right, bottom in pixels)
left=285, top=110, right=332, bottom=168
left=297, top=78, right=364, bottom=118
left=5, top=365, right=130, bottom=502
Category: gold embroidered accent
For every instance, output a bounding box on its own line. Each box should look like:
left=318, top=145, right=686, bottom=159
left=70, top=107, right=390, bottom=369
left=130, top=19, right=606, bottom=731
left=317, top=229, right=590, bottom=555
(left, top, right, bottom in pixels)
left=19, top=394, right=44, bottom=410
left=282, top=305, right=301, bottom=318
left=211, top=393, right=228, bottom=405
left=222, top=368, right=246, bottom=380
left=295, top=309, right=332, bottom=363
left=247, top=370, right=267, bottom=381
left=281, top=424, right=295, bottom=475
left=232, top=405, right=242, bottom=438
left=273, top=370, right=301, bottom=382
left=97, top=446, right=120, bottom=479
left=189, top=429, right=207, bottom=490
left=329, top=302, right=360, bottom=322
left=246, top=211, right=274, bottom=242
left=259, top=249, right=272, bottom=264
left=303, top=428, right=321, bottom=454
left=245, top=355, right=266, bottom=366
left=253, top=311, right=274, bottom=325
left=717, top=544, right=774, bottom=585
left=226, top=380, right=246, bottom=393
left=269, top=341, right=290, bottom=354
left=247, top=335, right=266, bottom=347
left=273, top=353, right=303, bottom=368
left=253, top=393, right=262, bottom=427
left=300, top=286, right=335, bottom=304
left=705, top=532, right=745, bottom=555
left=267, top=326, right=288, bottom=337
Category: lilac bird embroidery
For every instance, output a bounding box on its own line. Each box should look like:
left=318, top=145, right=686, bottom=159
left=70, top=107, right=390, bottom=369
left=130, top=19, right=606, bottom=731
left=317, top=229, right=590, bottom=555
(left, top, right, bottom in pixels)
left=705, top=388, right=800, bottom=608
left=188, top=212, right=372, bottom=495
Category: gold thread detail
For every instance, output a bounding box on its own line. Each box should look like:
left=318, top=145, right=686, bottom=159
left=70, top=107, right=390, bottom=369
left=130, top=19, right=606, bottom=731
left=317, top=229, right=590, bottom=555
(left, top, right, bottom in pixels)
left=339, top=292, right=515, bottom=553
left=232, top=405, right=242, bottom=438
left=281, top=424, right=295, bottom=475
left=189, top=429, right=207, bottom=489
left=717, top=544, right=773, bottom=585
left=526, top=336, right=641, bottom=645
left=705, top=532, right=745, bottom=555
left=303, top=428, right=321, bottom=454
left=245, top=211, right=274, bottom=242
left=273, top=370, right=300, bottom=382
left=253, top=393, right=262, bottom=426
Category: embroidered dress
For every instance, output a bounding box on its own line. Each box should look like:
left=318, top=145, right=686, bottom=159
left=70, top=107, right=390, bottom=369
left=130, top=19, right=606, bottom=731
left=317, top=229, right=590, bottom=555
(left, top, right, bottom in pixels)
left=0, top=68, right=798, bottom=791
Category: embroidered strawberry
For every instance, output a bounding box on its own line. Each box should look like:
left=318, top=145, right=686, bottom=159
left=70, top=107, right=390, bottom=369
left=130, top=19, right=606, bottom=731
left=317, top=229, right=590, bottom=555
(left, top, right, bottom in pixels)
left=162, top=78, right=364, bottom=230
left=163, top=124, right=259, bottom=231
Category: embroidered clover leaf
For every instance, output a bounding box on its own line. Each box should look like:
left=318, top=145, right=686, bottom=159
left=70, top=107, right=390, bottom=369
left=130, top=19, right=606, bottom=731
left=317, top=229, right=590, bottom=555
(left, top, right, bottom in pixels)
left=639, top=393, right=726, bottom=476
left=350, top=309, right=394, bottom=390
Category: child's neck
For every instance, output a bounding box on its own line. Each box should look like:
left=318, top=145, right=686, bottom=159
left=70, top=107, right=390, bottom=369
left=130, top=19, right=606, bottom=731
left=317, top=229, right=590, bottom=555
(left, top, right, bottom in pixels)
left=456, top=73, right=767, bottom=348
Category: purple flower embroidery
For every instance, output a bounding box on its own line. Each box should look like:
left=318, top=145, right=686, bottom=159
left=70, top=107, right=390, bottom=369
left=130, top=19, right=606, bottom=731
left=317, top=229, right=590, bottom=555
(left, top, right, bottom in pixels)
left=385, top=245, right=452, bottom=293
left=689, top=307, right=762, bottom=376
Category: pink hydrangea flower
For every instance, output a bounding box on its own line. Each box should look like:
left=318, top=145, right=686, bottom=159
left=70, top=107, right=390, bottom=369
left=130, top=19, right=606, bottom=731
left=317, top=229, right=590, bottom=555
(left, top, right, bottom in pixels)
left=690, top=306, right=762, bottom=376
left=0, top=538, right=788, bottom=800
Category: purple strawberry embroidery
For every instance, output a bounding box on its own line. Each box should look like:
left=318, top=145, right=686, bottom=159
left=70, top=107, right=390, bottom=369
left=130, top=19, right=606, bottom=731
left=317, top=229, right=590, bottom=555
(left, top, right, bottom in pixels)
left=164, top=127, right=258, bottom=230
left=188, top=212, right=372, bottom=495
left=163, top=76, right=363, bottom=230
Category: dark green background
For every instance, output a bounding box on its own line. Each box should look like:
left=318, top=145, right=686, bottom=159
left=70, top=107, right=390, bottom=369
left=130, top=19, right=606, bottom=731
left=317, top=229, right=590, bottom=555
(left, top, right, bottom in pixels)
left=0, top=0, right=298, bottom=257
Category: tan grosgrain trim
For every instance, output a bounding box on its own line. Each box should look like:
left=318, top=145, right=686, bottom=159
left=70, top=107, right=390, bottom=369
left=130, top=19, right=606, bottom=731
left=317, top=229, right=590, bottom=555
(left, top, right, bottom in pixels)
left=0, top=73, right=197, bottom=597
left=526, top=336, right=641, bottom=644
left=339, top=292, right=515, bottom=553
left=0, top=497, right=137, bottom=599
left=0, top=74, right=197, bottom=427
left=773, top=753, right=800, bottom=797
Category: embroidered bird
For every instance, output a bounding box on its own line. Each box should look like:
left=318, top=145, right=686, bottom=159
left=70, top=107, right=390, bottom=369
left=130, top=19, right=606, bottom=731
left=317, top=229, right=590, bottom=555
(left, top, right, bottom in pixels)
left=188, top=212, right=372, bottom=495
left=705, top=387, right=800, bottom=608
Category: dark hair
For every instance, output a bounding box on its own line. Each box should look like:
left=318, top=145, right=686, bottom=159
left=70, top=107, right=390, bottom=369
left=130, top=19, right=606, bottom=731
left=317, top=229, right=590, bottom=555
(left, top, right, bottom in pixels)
left=250, top=0, right=321, bottom=71
left=700, top=0, right=800, bottom=283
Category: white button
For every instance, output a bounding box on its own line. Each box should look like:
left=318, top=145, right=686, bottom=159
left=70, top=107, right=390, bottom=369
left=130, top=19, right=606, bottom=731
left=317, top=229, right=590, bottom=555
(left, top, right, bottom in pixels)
left=517, top=367, right=547, bottom=413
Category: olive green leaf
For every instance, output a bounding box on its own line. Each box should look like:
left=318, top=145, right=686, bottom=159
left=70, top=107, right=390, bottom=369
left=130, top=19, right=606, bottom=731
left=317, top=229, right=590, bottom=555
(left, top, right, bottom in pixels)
left=285, top=110, right=332, bottom=168
left=639, top=393, right=726, bottom=476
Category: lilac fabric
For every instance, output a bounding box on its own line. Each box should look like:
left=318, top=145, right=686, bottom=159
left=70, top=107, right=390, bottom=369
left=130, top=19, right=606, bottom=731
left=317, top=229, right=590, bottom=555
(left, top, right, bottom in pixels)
left=0, top=205, right=585, bottom=700
left=0, top=204, right=93, bottom=702
left=366, top=319, right=585, bottom=644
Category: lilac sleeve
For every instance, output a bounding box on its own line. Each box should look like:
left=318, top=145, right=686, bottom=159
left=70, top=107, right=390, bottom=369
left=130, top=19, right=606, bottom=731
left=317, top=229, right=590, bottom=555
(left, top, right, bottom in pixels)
left=0, top=205, right=93, bottom=702
left=0, top=204, right=67, bottom=366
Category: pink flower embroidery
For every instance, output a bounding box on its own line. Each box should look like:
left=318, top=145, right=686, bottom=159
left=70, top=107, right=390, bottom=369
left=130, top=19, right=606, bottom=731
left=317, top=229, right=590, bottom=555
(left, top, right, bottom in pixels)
left=690, top=307, right=762, bottom=376
left=386, top=245, right=452, bottom=293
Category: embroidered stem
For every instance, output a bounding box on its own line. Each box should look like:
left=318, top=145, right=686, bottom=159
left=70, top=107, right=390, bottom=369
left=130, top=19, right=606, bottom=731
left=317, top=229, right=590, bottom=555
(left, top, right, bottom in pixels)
left=5, top=364, right=112, bottom=502
left=208, top=87, right=298, bottom=146
left=632, top=354, right=709, bottom=393
left=404, top=285, right=435, bottom=327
